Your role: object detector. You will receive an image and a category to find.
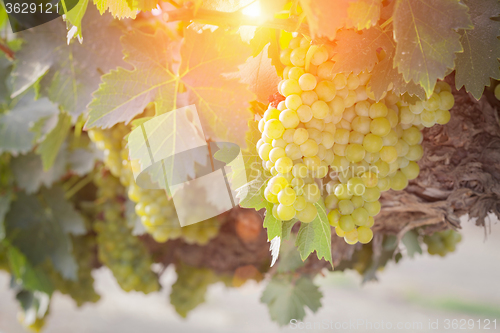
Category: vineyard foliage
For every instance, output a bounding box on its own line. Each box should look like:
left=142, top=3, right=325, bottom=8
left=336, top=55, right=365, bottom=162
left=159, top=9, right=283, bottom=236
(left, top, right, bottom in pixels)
left=0, top=0, right=497, bottom=329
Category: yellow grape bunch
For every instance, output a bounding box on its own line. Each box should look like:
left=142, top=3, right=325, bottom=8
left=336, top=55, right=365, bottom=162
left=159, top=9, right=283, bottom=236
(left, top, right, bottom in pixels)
left=88, top=123, right=221, bottom=245
left=257, top=35, right=454, bottom=245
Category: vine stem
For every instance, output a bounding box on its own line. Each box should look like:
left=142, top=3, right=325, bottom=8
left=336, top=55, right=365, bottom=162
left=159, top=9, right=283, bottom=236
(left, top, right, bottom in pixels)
left=162, top=7, right=310, bottom=35
left=0, top=41, right=14, bottom=60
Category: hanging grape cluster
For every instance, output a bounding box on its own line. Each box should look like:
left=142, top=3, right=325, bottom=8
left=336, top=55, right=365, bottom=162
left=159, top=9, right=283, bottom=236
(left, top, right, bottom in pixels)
left=89, top=122, right=221, bottom=245
left=258, top=35, right=454, bottom=245
left=93, top=171, right=159, bottom=293
left=424, top=229, right=462, bottom=256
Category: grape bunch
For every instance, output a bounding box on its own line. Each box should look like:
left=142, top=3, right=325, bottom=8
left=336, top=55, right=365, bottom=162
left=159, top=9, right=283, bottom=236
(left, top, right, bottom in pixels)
left=89, top=124, right=221, bottom=245
left=257, top=35, right=454, bottom=245
left=93, top=171, right=159, bottom=293
left=424, top=229, right=462, bottom=256
left=47, top=235, right=100, bottom=306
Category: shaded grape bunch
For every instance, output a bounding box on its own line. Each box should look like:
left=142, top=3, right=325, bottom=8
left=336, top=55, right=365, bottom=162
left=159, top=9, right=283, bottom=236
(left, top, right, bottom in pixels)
left=424, top=229, right=462, bottom=256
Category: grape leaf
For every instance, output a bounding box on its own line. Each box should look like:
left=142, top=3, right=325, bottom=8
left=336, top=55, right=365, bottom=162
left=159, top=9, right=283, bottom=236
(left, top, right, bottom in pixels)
left=67, top=147, right=100, bottom=176
left=402, top=230, right=422, bottom=258
left=93, top=0, right=137, bottom=18
left=36, top=112, right=72, bottom=171
left=261, top=276, right=322, bottom=326
left=295, top=201, right=332, bottom=265
left=0, top=4, right=7, bottom=29
left=11, top=7, right=125, bottom=119
left=64, top=0, right=90, bottom=42
left=0, top=93, right=59, bottom=155
left=455, top=0, right=500, bottom=99
left=369, top=49, right=426, bottom=100
left=346, top=0, right=382, bottom=30
left=87, top=27, right=254, bottom=146
left=332, top=27, right=394, bottom=75
left=5, top=187, right=86, bottom=280
left=7, top=246, right=54, bottom=294
left=236, top=43, right=280, bottom=105
left=277, top=238, right=304, bottom=273
left=249, top=27, right=284, bottom=73
left=126, top=0, right=160, bottom=11
left=11, top=151, right=67, bottom=194
left=281, top=218, right=297, bottom=241
left=393, top=0, right=473, bottom=96
left=263, top=201, right=281, bottom=241
left=299, top=0, right=349, bottom=40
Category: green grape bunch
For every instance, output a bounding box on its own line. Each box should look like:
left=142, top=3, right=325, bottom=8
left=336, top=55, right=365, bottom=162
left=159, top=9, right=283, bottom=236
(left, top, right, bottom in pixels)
left=424, top=229, right=462, bottom=256
left=257, top=35, right=455, bottom=246
left=93, top=171, right=159, bottom=293
left=89, top=122, right=221, bottom=245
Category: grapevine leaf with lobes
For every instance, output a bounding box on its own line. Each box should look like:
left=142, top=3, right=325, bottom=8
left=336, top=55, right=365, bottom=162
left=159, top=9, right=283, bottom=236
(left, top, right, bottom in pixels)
left=332, top=27, right=394, bottom=75
left=87, top=27, right=254, bottom=147
left=0, top=92, right=59, bottom=155
left=261, top=275, right=323, bottom=326
left=393, top=0, right=472, bottom=96
left=299, top=0, right=382, bottom=39
left=235, top=43, right=280, bottom=105
left=295, top=201, right=333, bottom=266
left=94, top=0, right=161, bottom=18
left=263, top=201, right=282, bottom=241
left=454, top=0, right=500, bottom=99
left=5, top=187, right=86, bottom=280
left=11, top=7, right=125, bottom=119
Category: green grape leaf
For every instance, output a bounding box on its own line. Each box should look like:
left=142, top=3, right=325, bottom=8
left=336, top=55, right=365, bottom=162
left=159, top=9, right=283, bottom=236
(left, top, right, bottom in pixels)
left=126, top=0, right=160, bottom=11
left=393, top=0, right=473, bottom=96
left=455, top=0, right=500, bottom=99
left=277, top=238, right=304, bottom=273
left=281, top=218, right=297, bottom=241
left=332, top=27, right=394, bottom=75
left=346, top=0, right=382, bottom=30
left=0, top=93, right=59, bottom=155
left=369, top=48, right=426, bottom=100
left=93, top=0, right=137, bottom=18
left=64, top=0, right=90, bottom=42
left=261, top=276, right=322, bottom=326
left=11, top=7, right=125, bottom=119
left=402, top=230, right=422, bottom=258
left=67, top=147, right=100, bottom=176
left=5, top=187, right=86, bottom=280
left=0, top=192, right=11, bottom=241
left=295, top=201, right=332, bottom=266
left=249, top=27, right=284, bottom=74
left=263, top=201, right=281, bottom=241
left=87, top=27, right=253, bottom=147
left=36, top=112, right=72, bottom=171
left=299, top=0, right=349, bottom=40
left=8, top=246, right=54, bottom=294
left=11, top=151, right=67, bottom=194
left=0, top=4, right=8, bottom=29
left=236, top=43, right=280, bottom=104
